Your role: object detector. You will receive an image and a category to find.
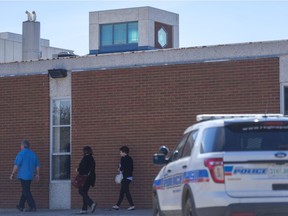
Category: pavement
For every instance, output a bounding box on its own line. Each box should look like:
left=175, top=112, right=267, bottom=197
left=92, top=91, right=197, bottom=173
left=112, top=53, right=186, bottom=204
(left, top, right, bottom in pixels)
left=0, top=208, right=152, bottom=216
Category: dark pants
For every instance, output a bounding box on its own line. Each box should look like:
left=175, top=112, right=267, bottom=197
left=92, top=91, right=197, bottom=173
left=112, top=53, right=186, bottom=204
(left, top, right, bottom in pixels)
left=19, top=179, right=36, bottom=209
left=117, top=179, right=134, bottom=206
left=78, top=182, right=94, bottom=211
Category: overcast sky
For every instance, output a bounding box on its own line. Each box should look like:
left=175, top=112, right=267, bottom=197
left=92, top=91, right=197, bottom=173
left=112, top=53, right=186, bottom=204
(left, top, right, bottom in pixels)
left=1, top=1, right=288, bottom=55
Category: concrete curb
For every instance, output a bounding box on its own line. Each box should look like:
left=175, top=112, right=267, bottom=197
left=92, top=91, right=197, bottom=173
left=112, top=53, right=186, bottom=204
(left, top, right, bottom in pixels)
left=0, top=208, right=152, bottom=216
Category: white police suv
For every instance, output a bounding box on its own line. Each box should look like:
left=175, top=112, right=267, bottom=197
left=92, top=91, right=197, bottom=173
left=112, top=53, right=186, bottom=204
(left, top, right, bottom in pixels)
left=152, top=114, right=288, bottom=216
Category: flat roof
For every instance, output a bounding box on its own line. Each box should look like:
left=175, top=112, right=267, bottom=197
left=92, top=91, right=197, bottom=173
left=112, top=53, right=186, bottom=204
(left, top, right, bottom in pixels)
left=1, top=39, right=288, bottom=77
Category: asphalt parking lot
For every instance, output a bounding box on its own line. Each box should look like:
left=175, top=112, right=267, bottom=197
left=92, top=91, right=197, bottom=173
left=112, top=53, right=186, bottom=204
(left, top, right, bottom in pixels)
left=0, top=208, right=152, bottom=216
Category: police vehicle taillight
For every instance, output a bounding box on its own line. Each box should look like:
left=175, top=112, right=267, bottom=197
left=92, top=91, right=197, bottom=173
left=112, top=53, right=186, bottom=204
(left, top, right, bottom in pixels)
left=204, top=158, right=224, bottom=183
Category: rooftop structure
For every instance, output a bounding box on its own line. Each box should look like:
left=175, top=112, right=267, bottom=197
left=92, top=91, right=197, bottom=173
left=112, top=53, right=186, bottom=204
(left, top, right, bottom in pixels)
left=89, top=6, right=179, bottom=54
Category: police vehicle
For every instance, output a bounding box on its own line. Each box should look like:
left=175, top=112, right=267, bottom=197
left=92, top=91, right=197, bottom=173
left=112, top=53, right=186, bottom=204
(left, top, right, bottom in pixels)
left=152, top=114, right=288, bottom=216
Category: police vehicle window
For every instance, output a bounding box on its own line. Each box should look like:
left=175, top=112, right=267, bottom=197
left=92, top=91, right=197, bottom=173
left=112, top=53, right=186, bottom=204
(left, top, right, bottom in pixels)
left=224, top=122, right=288, bottom=151
left=171, top=132, right=190, bottom=161
left=181, top=130, right=199, bottom=158
left=201, top=127, right=225, bottom=153
left=201, top=122, right=288, bottom=153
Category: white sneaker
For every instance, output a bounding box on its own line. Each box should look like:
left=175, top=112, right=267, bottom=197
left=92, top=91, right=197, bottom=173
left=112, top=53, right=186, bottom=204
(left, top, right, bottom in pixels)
left=127, top=206, right=135, bottom=211
left=91, top=202, right=97, bottom=213
left=112, top=205, right=119, bottom=210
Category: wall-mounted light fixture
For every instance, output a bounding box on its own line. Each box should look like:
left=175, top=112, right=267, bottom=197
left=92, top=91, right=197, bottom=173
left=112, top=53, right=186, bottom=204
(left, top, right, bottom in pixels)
left=48, top=69, right=67, bottom=78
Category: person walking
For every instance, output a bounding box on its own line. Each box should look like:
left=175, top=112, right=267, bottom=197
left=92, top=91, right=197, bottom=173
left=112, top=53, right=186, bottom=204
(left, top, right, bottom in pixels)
left=112, top=146, right=135, bottom=211
left=10, top=140, right=40, bottom=212
left=76, top=146, right=97, bottom=214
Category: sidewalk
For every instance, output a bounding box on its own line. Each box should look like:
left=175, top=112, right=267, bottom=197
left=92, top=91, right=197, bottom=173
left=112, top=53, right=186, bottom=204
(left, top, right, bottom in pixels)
left=0, top=208, right=152, bottom=216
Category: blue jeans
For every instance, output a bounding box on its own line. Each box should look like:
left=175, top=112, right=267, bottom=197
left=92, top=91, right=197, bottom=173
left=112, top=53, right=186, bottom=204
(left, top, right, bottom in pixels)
left=19, top=179, right=36, bottom=209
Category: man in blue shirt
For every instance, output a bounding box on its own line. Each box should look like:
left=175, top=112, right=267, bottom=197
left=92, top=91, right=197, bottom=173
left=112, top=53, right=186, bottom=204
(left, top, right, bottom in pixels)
left=10, top=140, right=40, bottom=212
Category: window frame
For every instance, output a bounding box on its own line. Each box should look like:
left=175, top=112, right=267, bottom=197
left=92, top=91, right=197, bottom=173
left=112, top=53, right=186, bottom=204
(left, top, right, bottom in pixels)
left=280, top=83, right=288, bottom=115
left=50, top=97, right=71, bottom=182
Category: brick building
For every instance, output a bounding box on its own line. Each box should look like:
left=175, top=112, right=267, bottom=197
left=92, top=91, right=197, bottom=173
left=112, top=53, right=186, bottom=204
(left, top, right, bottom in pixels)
left=1, top=6, right=288, bottom=210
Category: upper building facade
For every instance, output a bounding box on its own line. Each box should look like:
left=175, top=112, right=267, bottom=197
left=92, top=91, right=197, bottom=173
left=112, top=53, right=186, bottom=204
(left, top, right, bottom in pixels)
left=0, top=32, right=73, bottom=63
left=1, top=39, right=288, bottom=210
left=89, top=7, right=179, bottom=54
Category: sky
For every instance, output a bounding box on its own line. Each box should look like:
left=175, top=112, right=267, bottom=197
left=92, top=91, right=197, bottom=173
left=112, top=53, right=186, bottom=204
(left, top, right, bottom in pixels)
left=1, top=1, right=288, bottom=56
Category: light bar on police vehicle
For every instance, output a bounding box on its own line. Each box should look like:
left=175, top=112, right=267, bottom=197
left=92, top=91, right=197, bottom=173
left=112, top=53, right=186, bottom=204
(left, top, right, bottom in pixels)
left=196, top=114, right=284, bottom=122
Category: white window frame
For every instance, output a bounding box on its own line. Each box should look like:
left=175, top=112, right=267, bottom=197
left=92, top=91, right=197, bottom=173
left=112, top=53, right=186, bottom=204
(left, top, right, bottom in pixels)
left=280, top=83, right=288, bottom=114
left=50, top=97, right=71, bottom=182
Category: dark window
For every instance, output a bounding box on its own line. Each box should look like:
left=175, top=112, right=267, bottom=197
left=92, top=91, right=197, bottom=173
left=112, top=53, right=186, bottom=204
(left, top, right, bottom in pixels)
left=169, top=130, right=199, bottom=161
left=100, top=22, right=138, bottom=47
left=201, top=121, right=288, bottom=153
left=170, top=133, right=190, bottom=162
left=201, top=127, right=225, bottom=153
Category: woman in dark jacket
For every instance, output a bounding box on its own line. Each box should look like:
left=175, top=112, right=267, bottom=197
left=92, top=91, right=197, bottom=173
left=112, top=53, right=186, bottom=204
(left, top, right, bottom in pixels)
left=77, top=146, right=97, bottom=214
left=112, top=146, right=135, bottom=211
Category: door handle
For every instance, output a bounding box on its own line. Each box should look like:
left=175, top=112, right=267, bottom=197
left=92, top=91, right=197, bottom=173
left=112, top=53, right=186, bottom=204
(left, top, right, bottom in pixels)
left=182, top=165, right=187, bottom=169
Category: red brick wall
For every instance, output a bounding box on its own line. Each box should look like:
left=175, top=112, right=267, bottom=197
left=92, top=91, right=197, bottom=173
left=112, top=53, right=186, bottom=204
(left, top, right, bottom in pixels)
left=0, top=75, right=50, bottom=208
left=71, top=57, right=280, bottom=208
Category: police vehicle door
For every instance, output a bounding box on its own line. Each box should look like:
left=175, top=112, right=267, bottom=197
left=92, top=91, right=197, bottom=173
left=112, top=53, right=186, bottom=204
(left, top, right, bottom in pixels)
left=162, top=131, right=197, bottom=211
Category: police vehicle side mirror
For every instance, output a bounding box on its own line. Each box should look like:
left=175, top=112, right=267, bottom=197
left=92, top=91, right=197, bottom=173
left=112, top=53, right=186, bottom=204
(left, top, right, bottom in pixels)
left=153, top=153, right=169, bottom=165
left=159, top=146, right=169, bottom=156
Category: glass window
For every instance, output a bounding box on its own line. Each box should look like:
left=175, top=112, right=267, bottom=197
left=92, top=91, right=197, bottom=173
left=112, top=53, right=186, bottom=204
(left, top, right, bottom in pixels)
left=201, top=122, right=288, bottom=153
left=51, top=99, right=71, bottom=180
left=170, top=133, right=190, bottom=161
left=114, top=23, right=126, bottom=45
left=100, top=22, right=138, bottom=46
left=53, top=100, right=70, bottom=125
left=128, top=22, right=138, bottom=44
left=101, top=24, right=113, bottom=46
left=52, top=155, right=71, bottom=180
left=182, top=130, right=198, bottom=158
left=53, top=127, right=70, bottom=153
left=201, top=127, right=225, bottom=153
left=224, top=122, right=288, bottom=151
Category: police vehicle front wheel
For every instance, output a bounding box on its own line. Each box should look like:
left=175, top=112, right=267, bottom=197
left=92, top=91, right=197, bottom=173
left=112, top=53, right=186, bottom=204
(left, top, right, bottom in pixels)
left=183, top=196, right=197, bottom=216
left=152, top=193, right=164, bottom=216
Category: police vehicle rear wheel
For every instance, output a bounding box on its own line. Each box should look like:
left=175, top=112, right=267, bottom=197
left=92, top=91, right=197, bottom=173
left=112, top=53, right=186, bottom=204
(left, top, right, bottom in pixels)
left=183, top=196, right=196, bottom=216
left=152, top=193, right=164, bottom=216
